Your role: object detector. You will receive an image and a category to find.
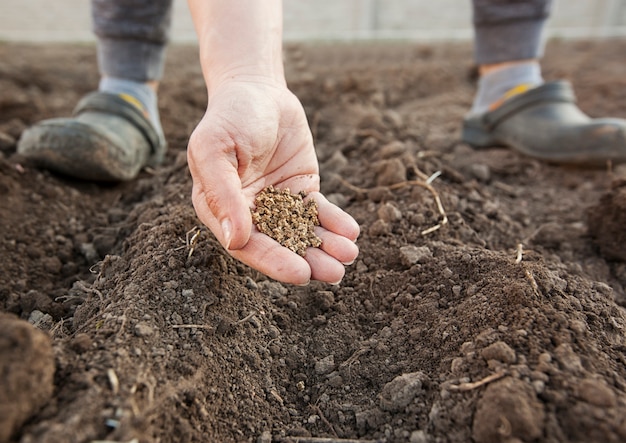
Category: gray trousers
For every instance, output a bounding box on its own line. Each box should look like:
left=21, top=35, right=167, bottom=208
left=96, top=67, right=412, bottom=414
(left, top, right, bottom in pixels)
left=93, top=0, right=552, bottom=82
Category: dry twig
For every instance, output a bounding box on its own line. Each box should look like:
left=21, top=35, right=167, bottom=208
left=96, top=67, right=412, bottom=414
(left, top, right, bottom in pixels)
left=448, top=370, right=507, bottom=392
left=186, top=226, right=202, bottom=259
left=236, top=311, right=258, bottom=325
left=310, top=404, right=338, bottom=438
left=515, top=243, right=523, bottom=263
left=172, top=324, right=214, bottom=330
left=525, top=268, right=541, bottom=297
left=339, top=347, right=370, bottom=369
left=107, top=368, right=120, bottom=395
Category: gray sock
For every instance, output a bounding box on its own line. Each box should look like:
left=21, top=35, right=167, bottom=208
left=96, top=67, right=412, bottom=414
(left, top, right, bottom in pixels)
left=99, top=77, right=163, bottom=138
left=470, top=62, right=543, bottom=115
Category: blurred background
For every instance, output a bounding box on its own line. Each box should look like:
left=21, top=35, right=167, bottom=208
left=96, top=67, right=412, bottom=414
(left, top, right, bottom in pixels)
left=1, top=0, right=626, bottom=43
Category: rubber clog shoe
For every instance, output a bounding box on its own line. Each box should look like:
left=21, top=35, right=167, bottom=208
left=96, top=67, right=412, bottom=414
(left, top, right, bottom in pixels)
left=462, top=81, right=626, bottom=165
left=17, top=92, right=167, bottom=181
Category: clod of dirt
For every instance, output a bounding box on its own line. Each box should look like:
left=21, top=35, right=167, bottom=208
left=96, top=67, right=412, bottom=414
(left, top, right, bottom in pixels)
left=379, top=371, right=429, bottom=412
left=0, top=314, right=55, bottom=443
left=251, top=185, right=322, bottom=256
left=587, top=179, right=626, bottom=262
left=472, top=377, right=545, bottom=443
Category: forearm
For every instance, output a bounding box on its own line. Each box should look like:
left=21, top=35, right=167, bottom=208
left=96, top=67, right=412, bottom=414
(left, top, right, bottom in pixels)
left=187, top=0, right=286, bottom=93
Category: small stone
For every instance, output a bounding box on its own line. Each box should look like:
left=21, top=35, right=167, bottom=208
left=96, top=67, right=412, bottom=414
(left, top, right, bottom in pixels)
left=379, top=371, right=428, bottom=412
left=378, top=202, right=402, bottom=223
left=79, top=242, right=99, bottom=263
left=399, top=245, right=432, bottom=266
left=532, top=380, right=545, bottom=394
left=258, top=280, right=288, bottom=298
left=569, top=319, right=587, bottom=334
left=481, top=341, right=517, bottom=364
left=28, top=310, right=54, bottom=331
left=355, top=260, right=368, bottom=273
left=410, top=430, right=429, bottom=443
left=245, top=277, right=258, bottom=290
left=368, top=219, right=390, bottom=237
left=376, top=158, right=406, bottom=186
left=314, top=355, right=335, bottom=375
left=469, top=163, right=491, bottom=182
left=312, top=315, right=327, bottom=326
left=328, top=374, right=344, bottom=387
left=554, top=343, right=583, bottom=373
left=134, top=322, right=154, bottom=338
left=257, top=430, right=272, bottom=443
left=170, top=312, right=183, bottom=325
left=267, top=325, right=281, bottom=339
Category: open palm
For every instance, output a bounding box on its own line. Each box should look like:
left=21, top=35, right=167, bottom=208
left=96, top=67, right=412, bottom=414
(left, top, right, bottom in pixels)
left=187, top=80, right=359, bottom=284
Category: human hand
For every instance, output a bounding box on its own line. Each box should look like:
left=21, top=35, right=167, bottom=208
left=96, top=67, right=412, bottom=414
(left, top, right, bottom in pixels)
left=187, top=79, right=360, bottom=285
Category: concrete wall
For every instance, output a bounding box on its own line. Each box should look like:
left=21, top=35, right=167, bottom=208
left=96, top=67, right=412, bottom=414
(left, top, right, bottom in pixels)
left=1, top=0, right=626, bottom=43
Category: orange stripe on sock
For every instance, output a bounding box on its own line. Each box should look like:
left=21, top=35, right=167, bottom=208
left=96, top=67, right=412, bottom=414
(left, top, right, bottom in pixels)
left=488, top=83, right=535, bottom=111
left=118, top=93, right=150, bottom=118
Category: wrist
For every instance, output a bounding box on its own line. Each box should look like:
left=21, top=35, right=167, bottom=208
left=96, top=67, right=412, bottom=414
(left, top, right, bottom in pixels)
left=188, top=0, right=286, bottom=93
left=202, top=60, right=286, bottom=95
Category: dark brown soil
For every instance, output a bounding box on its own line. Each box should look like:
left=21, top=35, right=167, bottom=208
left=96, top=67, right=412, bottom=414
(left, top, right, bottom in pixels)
left=1, top=39, right=626, bottom=443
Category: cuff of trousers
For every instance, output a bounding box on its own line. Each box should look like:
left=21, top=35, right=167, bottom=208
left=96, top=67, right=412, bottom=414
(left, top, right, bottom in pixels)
left=473, top=18, right=547, bottom=65
left=97, top=38, right=167, bottom=82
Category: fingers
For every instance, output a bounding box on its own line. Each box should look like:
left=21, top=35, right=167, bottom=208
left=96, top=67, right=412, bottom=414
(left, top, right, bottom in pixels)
left=309, top=192, right=360, bottom=242
left=316, top=226, right=359, bottom=265
left=305, top=247, right=346, bottom=284
left=230, top=192, right=360, bottom=285
left=228, top=232, right=312, bottom=285
left=229, top=226, right=356, bottom=285
left=305, top=193, right=360, bottom=283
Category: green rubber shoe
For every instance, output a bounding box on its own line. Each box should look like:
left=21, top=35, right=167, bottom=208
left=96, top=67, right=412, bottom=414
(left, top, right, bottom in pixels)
left=17, top=92, right=167, bottom=181
left=462, top=81, right=626, bottom=165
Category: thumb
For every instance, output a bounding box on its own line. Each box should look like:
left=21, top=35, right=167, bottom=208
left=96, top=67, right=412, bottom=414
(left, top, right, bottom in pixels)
left=192, top=155, right=253, bottom=251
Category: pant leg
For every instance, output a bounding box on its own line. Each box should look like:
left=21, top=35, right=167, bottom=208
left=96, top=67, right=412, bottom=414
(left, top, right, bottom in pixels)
left=92, top=0, right=173, bottom=82
left=472, top=0, right=553, bottom=65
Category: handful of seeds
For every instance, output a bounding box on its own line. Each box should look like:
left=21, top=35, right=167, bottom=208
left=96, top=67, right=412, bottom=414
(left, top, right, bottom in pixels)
left=251, top=185, right=322, bottom=256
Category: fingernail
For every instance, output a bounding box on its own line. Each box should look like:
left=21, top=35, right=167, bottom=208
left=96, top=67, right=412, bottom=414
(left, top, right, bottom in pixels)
left=221, top=218, right=232, bottom=249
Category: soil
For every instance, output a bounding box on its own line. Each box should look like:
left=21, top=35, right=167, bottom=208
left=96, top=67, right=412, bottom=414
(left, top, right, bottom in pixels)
left=1, top=39, right=626, bottom=443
